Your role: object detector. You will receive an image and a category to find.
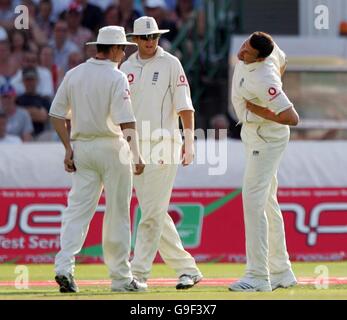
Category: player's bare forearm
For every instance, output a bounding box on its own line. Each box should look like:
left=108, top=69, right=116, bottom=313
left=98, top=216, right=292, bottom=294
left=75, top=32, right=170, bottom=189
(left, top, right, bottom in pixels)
left=178, top=110, right=195, bottom=166
left=246, top=101, right=299, bottom=126
left=50, top=116, right=72, bottom=151
left=178, top=110, right=195, bottom=143
left=66, top=119, right=71, bottom=136
left=120, top=122, right=140, bottom=158
left=120, top=122, right=144, bottom=174
left=50, top=116, right=75, bottom=172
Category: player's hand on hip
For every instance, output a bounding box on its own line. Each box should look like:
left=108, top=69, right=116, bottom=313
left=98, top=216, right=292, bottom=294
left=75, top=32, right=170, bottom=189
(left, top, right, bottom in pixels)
left=246, top=100, right=263, bottom=112
left=181, top=142, right=195, bottom=167
left=134, top=154, right=145, bottom=175
left=245, top=100, right=256, bottom=111
left=64, top=148, right=76, bottom=173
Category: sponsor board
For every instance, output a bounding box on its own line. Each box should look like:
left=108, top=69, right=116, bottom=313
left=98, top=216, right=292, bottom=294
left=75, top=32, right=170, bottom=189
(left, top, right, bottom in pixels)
left=0, top=188, right=346, bottom=263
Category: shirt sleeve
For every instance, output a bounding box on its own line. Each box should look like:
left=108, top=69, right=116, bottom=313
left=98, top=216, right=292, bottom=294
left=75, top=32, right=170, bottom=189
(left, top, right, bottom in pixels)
left=49, top=75, right=70, bottom=119
left=110, top=73, right=136, bottom=125
left=277, top=46, right=287, bottom=69
left=253, top=73, right=293, bottom=115
left=171, top=59, right=194, bottom=113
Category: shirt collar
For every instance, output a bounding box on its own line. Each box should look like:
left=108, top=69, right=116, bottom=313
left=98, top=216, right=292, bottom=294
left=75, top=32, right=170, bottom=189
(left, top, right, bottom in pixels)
left=243, top=60, right=262, bottom=72
left=87, top=58, right=118, bottom=68
left=129, top=46, right=165, bottom=66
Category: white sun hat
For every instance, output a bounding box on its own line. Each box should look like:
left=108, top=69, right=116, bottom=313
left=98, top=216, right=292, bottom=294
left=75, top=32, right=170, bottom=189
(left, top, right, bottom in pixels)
left=86, top=26, right=137, bottom=45
left=127, top=16, right=170, bottom=36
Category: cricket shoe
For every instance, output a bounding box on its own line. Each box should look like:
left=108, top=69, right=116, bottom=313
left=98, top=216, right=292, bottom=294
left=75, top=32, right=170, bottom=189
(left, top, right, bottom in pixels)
left=270, top=269, right=297, bottom=290
left=111, top=278, right=148, bottom=292
left=229, top=277, right=272, bottom=292
left=55, top=273, right=79, bottom=293
left=176, top=273, right=203, bottom=290
left=133, top=275, right=148, bottom=287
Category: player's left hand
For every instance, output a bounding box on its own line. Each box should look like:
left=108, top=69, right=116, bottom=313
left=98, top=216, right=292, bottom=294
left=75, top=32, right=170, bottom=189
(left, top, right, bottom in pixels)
left=181, top=142, right=194, bottom=166
left=64, top=148, right=76, bottom=173
left=134, top=154, right=145, bottom=175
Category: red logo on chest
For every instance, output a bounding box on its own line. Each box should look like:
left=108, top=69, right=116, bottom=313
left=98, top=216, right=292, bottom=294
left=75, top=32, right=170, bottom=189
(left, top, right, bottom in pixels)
left=127, top=73, right=134, bottom=84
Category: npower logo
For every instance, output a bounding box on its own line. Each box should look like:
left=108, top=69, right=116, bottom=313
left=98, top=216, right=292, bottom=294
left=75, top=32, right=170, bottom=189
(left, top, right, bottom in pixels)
left=281, top=203, right=347, bottom=246
left=0, top=203, right=347, bottom=247
left=0, top=204, right=105, bottom=235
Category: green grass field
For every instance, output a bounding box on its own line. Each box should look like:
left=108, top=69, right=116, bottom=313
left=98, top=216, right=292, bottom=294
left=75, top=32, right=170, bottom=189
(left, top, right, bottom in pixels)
left=0, top=262, right=347, bottom=300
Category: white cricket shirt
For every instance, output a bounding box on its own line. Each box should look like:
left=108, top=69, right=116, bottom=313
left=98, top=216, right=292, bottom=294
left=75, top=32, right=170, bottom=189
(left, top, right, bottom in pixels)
left=49, top=58, right=136, bottom=141
left=120, top=46, right=194, bottom=142
left=231, top=43, right=293, bottom=125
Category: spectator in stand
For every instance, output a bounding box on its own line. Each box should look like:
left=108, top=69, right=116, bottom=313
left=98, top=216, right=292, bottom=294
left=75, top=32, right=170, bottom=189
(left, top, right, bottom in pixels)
left=0, top=0, right=15, bottom=30
left=0, top=28, right=20, bottom=87
left=65, top=2, right=93, bottom=50
left=48, top=0, right=72, bottom=22
left=66, top=51, right=84, bottom=72
left=36, top=0, right=55, bottom=40
left=8, top=29, right=31, bottom=67
left=75, top=0, right=104, bottom=34
left=144, top=0, right=178, bottom=50
left=0, top=83, right=33, bottom=142
left=22, top=0, right=48, bottom=47
left=209, top=113, right=230, bottom=140
left=39, top=45, right=62, bottom=92
left=49, top=19, right=80, bottom=72
left=119, top=0, right=141, bottom=32
left=16, top=67, right=50, bottom=137
left=88, top=0, right=115, bottom=11
left=11, top=50, right=54, bottom=99
left=0, top=111, right=22, bottom=144
left=165, top=0, right=203, bottom=11
left=175, top=0, right=205, bottom=38
left=103, top=4, right=122, bottom=27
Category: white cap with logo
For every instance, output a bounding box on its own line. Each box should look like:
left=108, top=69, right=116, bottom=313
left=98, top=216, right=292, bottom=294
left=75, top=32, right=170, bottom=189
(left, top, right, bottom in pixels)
left=127, top=16, right=170, bottom=36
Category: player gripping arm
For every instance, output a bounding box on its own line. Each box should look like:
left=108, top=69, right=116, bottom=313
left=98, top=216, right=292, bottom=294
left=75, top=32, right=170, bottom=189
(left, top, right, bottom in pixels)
left=246, top=101, right=299, bottom=126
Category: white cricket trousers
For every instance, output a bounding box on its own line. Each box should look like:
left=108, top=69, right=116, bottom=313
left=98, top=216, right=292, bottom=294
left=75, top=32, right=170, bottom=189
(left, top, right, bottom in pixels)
left=241, top=123, right=292, bottom=279
left=55, top=137, right=133, bottom=287
left=131, top=140, right=201, bottom=279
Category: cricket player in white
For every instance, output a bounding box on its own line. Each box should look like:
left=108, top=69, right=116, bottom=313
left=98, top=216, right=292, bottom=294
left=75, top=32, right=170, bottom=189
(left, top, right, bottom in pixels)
left=49, top=26, right=147, bottom=293
left=120, top=17, right=202, bottom=289
left=230, top=32, right=299, bottom=292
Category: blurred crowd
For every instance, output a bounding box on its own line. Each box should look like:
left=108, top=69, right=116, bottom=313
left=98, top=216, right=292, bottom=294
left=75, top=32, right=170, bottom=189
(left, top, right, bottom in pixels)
left=0, top=0, right=212, bottom=143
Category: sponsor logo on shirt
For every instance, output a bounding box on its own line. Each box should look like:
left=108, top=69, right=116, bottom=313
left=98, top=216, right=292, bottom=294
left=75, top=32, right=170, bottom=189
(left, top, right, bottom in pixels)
left=268, top=87, right=277, bottom=96
left=177, top=75, right=188, bottom=87
left=268, top=87, right=281, bottom=101
left=127, top=73, right=134, bottom=84
left=253, top=150, right=260, bottom=156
